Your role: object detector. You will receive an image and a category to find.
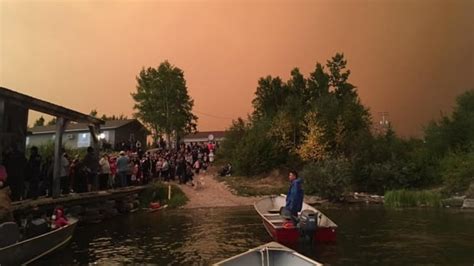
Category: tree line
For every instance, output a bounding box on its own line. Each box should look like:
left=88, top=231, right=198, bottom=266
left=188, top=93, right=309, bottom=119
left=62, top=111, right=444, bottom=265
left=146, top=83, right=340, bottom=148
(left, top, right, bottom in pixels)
left=218, top=53, right=474, bottom=200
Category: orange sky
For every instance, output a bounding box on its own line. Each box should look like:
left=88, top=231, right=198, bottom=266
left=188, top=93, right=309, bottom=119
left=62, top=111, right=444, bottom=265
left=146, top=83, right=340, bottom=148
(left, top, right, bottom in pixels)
left=1, top=0, right=473, bottom=136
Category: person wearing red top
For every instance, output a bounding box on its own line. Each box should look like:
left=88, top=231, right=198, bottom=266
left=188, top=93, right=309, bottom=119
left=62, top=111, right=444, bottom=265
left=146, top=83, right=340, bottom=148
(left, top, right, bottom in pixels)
left=52, top=208, right=68, bottom=228
left=109, top=157, right=117, bottom=189
left=0, top=164, right=7, bottom=189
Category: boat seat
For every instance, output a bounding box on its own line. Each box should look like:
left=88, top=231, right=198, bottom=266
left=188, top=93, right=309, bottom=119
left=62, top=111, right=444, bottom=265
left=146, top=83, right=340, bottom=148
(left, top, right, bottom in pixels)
left=268, top=208, right=281, bottom=214
left=25, top=218, right=50, bottom=238
left=270, top=217, right=289, bottom=221
left=0, top=222, right=20, bottom=248
left=263, top=213, right=281, bottom=217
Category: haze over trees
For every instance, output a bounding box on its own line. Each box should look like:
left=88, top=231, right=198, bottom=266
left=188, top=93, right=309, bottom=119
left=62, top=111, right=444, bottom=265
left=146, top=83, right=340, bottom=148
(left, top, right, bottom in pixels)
left=219, top=53, right=474, bottom=200
left=131, top=61, right=197, bottom=144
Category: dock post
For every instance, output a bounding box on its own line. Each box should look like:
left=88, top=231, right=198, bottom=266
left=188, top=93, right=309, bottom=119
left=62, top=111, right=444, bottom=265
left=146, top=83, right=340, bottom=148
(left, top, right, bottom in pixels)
left=53, top=117, right=68, bottom=198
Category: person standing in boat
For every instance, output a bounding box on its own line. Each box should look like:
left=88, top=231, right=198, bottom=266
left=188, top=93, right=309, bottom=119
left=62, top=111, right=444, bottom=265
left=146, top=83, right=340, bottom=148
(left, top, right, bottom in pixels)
left=285, top=170, right=304, bottom=217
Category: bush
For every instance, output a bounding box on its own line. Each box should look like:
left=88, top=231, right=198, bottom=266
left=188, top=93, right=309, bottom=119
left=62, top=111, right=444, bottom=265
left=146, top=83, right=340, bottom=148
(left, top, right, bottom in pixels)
left=216, top=118, right=248, bottom=163
left=27, top=141, right=88, bottom=162
left=384, top=189, right=442, bottom=208
left=232, top=122, right=286, bottom=176
left=301, top=158, right=351, bottom=201
left=354, top=161, right=392, bottom=194
left=358, top=160, right=433, bottom=194
left=139, top=182, right=188, bottom=208
left=440, top=151, right=474, bottom=195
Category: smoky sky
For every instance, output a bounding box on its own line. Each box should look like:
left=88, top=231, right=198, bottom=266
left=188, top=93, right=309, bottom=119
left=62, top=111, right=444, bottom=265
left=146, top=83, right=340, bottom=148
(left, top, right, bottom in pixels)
left=1, top=0, right=473, bottom=136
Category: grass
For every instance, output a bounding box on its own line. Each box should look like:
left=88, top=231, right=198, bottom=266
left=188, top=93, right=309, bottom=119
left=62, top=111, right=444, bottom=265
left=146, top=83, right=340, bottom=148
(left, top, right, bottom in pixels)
left=384, top=189, right=442, bottom=208
left=139, top=182, right=189, bottom=208
left=215, top=170, right=288, bottom=196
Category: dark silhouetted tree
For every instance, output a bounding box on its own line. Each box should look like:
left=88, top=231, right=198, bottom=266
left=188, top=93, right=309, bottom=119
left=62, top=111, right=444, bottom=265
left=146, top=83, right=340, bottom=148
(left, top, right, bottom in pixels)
left=89, top=109, right=98, bottom=117
left=33, top=116, right=45, bottom=127
left=47, top=118, right=57, bottom=126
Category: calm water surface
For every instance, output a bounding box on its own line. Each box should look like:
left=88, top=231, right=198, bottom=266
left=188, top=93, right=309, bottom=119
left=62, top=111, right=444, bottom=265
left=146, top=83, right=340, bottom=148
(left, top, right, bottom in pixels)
left=37, top=205, right=474, bottom=265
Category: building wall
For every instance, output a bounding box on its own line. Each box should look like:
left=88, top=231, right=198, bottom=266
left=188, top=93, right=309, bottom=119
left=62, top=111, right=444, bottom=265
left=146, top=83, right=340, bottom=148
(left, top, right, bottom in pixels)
left=27, top=133, right=55, bottom=147
left=28, top=129, right=116, bottom=149
left=27, top=121, right=147, bottom=151
left=114, top=121, right=147, bottom=149
left=106, top=130, right=116, bottom=146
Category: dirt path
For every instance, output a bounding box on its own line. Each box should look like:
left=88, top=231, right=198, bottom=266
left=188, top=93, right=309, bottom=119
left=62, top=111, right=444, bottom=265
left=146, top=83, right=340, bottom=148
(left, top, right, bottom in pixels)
left=177, top=172, right=261, bottom=209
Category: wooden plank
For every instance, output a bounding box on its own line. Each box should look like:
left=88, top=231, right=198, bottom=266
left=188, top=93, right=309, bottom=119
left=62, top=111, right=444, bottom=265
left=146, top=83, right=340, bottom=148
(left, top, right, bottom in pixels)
left=0, top=87, right=104, bottom=126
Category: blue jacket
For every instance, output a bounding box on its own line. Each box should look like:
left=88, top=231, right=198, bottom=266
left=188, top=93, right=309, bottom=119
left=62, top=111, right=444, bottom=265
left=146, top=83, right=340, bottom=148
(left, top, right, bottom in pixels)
left=285, top=178, right=304, bottom=215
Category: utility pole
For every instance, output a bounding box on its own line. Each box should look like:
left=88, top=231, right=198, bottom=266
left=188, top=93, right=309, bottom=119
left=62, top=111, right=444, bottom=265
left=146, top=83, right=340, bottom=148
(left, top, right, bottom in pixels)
left=378, top=112, right=389, bottom=134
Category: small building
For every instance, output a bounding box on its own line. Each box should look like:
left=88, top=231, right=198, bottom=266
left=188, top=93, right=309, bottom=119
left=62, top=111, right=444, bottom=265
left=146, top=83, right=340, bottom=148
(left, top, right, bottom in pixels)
left=0, top=86, right=103, bottom=198
left=182, top=131, right=226, bottom=145
left=28, top=119, right=148, bottom=150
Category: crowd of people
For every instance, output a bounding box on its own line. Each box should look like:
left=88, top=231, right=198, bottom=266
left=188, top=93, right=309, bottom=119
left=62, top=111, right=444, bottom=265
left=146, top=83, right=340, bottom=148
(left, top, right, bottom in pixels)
left=0, top=141, right=218, bottom=202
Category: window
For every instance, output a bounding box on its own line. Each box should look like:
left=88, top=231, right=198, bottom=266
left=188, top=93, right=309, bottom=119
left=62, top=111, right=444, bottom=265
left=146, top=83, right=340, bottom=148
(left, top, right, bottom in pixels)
left=77, top=132, right=91, bottom=148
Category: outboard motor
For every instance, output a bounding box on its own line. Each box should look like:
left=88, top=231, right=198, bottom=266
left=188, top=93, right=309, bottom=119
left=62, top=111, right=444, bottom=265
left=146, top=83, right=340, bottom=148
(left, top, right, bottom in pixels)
left=298, top=210, right=318, bottom=241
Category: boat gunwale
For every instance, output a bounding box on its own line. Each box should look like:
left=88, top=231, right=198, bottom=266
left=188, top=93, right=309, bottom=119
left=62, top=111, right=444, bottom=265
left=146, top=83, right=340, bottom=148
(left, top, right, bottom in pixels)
left=0, top=217, right=78, bottom=252
left=213, top=241, right=322, bottom=266
left=254, top=195, right=338, bottom=229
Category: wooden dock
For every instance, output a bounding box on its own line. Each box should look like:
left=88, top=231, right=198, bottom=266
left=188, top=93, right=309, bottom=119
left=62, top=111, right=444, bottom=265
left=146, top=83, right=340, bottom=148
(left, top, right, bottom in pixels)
left=12, top=186, right=146, bottom=215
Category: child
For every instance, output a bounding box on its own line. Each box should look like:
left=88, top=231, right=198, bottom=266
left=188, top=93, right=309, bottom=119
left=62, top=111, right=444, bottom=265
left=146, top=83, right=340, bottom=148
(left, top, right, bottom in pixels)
left=51, top=207, right=68, bottom=229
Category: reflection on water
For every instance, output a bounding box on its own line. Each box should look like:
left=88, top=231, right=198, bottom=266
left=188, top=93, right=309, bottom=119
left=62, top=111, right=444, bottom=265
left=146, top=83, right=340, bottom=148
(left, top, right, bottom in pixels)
left=37, top=205, right=474, bottom=265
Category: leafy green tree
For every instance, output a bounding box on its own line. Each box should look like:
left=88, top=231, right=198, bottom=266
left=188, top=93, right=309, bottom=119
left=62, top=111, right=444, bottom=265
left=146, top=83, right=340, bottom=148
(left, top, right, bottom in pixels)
left=440, top=151, right=474, bottom=194
left=424, top=90, right=474, bottom=155
left=232, top=120, right=284, bottom=176
left=305, top=53, right=372, bottom=160
left=131, top=61, right=197, bottom=142
left=282, top=68, right=308, bottom=148
left=423, top=90, right=474, bottom=194
left=217, top=118, right=249, bottom=162
left=302, top=158, right=352, bottom=200
left=327, top=53, right=356, bottom=99
left=307, top=63, right=330, bottom=101
left=252, top=76, right=288, bottom=120
left=33, top=116, right=45, bottom=127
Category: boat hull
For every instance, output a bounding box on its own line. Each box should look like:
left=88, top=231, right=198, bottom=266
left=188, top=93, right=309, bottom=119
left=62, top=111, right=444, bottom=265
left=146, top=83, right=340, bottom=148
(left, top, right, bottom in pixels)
left=214, top=241, right=322, bottom=266
left=255, top=196, right=337, bottom=244
left=0, top=218, right=78, bottom=265
left=262, top=218, right=300, bottom=244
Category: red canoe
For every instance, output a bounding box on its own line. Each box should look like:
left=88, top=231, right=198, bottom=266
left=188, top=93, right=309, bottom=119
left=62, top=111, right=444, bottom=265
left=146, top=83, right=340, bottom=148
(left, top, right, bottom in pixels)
left=254, top=195, right=337, bottom=244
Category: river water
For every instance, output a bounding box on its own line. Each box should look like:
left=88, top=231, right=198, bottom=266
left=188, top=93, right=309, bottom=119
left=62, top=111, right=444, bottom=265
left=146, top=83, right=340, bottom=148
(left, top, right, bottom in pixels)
left=37, top=205, right=474, bottom=265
